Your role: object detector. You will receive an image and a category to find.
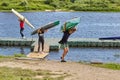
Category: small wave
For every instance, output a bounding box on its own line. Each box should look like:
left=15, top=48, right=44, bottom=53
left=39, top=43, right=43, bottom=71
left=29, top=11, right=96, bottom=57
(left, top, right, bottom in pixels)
left=92, top=23, right=120, bottom=26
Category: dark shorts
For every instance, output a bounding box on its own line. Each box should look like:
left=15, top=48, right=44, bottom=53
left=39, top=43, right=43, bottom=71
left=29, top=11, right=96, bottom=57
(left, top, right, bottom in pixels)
left=59, top=43, right=69, bottom=49
left=20, top=28, right=24, bottom=31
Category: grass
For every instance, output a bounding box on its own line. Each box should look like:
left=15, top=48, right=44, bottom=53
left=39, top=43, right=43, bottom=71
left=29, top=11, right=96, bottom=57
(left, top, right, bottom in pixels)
left=0, top=66, right=66, bottom=80
left=1, top=0, right=120, bottom=12
left=79, top=61, right=120, bottom=70
left=0, top=54, right=25, bottom=62
left=0, top=53, right=26, bottom=58
left=0, top=67, right=36, bottom=80
left=0, top=54, right=68, bottom=80
left=91, top=63, right=120, bottom=70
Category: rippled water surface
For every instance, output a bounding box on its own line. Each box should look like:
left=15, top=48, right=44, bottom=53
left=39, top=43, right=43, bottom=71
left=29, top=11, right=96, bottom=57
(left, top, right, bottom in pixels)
left=0, top=11, right=120, bottom=63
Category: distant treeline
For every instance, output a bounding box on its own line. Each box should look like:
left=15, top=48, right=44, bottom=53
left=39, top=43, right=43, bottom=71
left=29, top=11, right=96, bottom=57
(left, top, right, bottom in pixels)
left=0, top=0, right=120, bottom=12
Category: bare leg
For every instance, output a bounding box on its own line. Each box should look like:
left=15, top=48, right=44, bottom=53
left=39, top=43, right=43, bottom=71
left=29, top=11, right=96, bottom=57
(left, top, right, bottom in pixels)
left=61, top=47, right=69, bottom=61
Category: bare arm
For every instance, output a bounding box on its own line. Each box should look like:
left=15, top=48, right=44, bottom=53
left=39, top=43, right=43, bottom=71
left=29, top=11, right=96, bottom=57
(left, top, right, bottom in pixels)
left=22, top=17, right=25, bottom=22
left=37, top=29, right=42, bottom=34
left=69, top=27, right=77, bottom=34
left=63, top=22, right=67, bottom=32
left=44, top=29, right=48, bottom=32
left=18, top=18, right=25, bottom=22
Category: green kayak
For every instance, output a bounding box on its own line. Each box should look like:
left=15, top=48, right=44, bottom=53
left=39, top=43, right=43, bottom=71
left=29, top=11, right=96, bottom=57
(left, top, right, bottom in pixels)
left=61, top=17, right=80, bottom=31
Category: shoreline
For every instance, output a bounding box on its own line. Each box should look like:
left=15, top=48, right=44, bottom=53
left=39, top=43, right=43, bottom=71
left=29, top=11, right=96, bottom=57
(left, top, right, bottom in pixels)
left=1, top=9, right=120, bottom=13
left=0, top=58, right=120, bottom=80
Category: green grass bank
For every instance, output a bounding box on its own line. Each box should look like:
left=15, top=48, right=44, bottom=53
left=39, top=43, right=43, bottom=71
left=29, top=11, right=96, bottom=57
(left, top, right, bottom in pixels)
left=1, top=0, right=120, bottom=12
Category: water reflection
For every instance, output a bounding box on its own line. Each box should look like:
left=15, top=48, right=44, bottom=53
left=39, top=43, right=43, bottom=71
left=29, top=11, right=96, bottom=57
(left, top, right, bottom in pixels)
left=0, top=46, right=30, bottom=55
left=20, top=47, right=25, bottom=54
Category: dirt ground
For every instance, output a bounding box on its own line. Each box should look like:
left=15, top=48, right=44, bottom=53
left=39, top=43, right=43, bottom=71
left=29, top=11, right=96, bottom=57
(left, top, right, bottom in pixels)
left=0, top=59, right=120, bottom=80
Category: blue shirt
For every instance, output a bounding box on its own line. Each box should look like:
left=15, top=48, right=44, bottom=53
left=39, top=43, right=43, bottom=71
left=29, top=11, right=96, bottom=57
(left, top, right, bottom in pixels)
left=59, top=31, right=71, bottom=44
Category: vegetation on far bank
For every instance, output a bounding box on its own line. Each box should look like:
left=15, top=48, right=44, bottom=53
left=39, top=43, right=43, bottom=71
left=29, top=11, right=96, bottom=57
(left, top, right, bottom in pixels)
left=1, top=0, right=120, bottom=12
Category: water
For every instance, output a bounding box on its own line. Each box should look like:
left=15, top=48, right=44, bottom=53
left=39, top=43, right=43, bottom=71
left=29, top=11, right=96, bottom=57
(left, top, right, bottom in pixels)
left=1, top=11, right=120, bottom=38
left=0, top=46, right=30, bottom=56
left=0, top=11, right=120, bottom=63
left=48, top=47, right=120, bottom=63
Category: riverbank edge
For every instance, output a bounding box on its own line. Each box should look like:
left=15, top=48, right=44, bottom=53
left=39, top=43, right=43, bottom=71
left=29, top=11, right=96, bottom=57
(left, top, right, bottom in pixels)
left=1, top=9, right=120, bottom=13
left=0, top=55, right=120, bottom=70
